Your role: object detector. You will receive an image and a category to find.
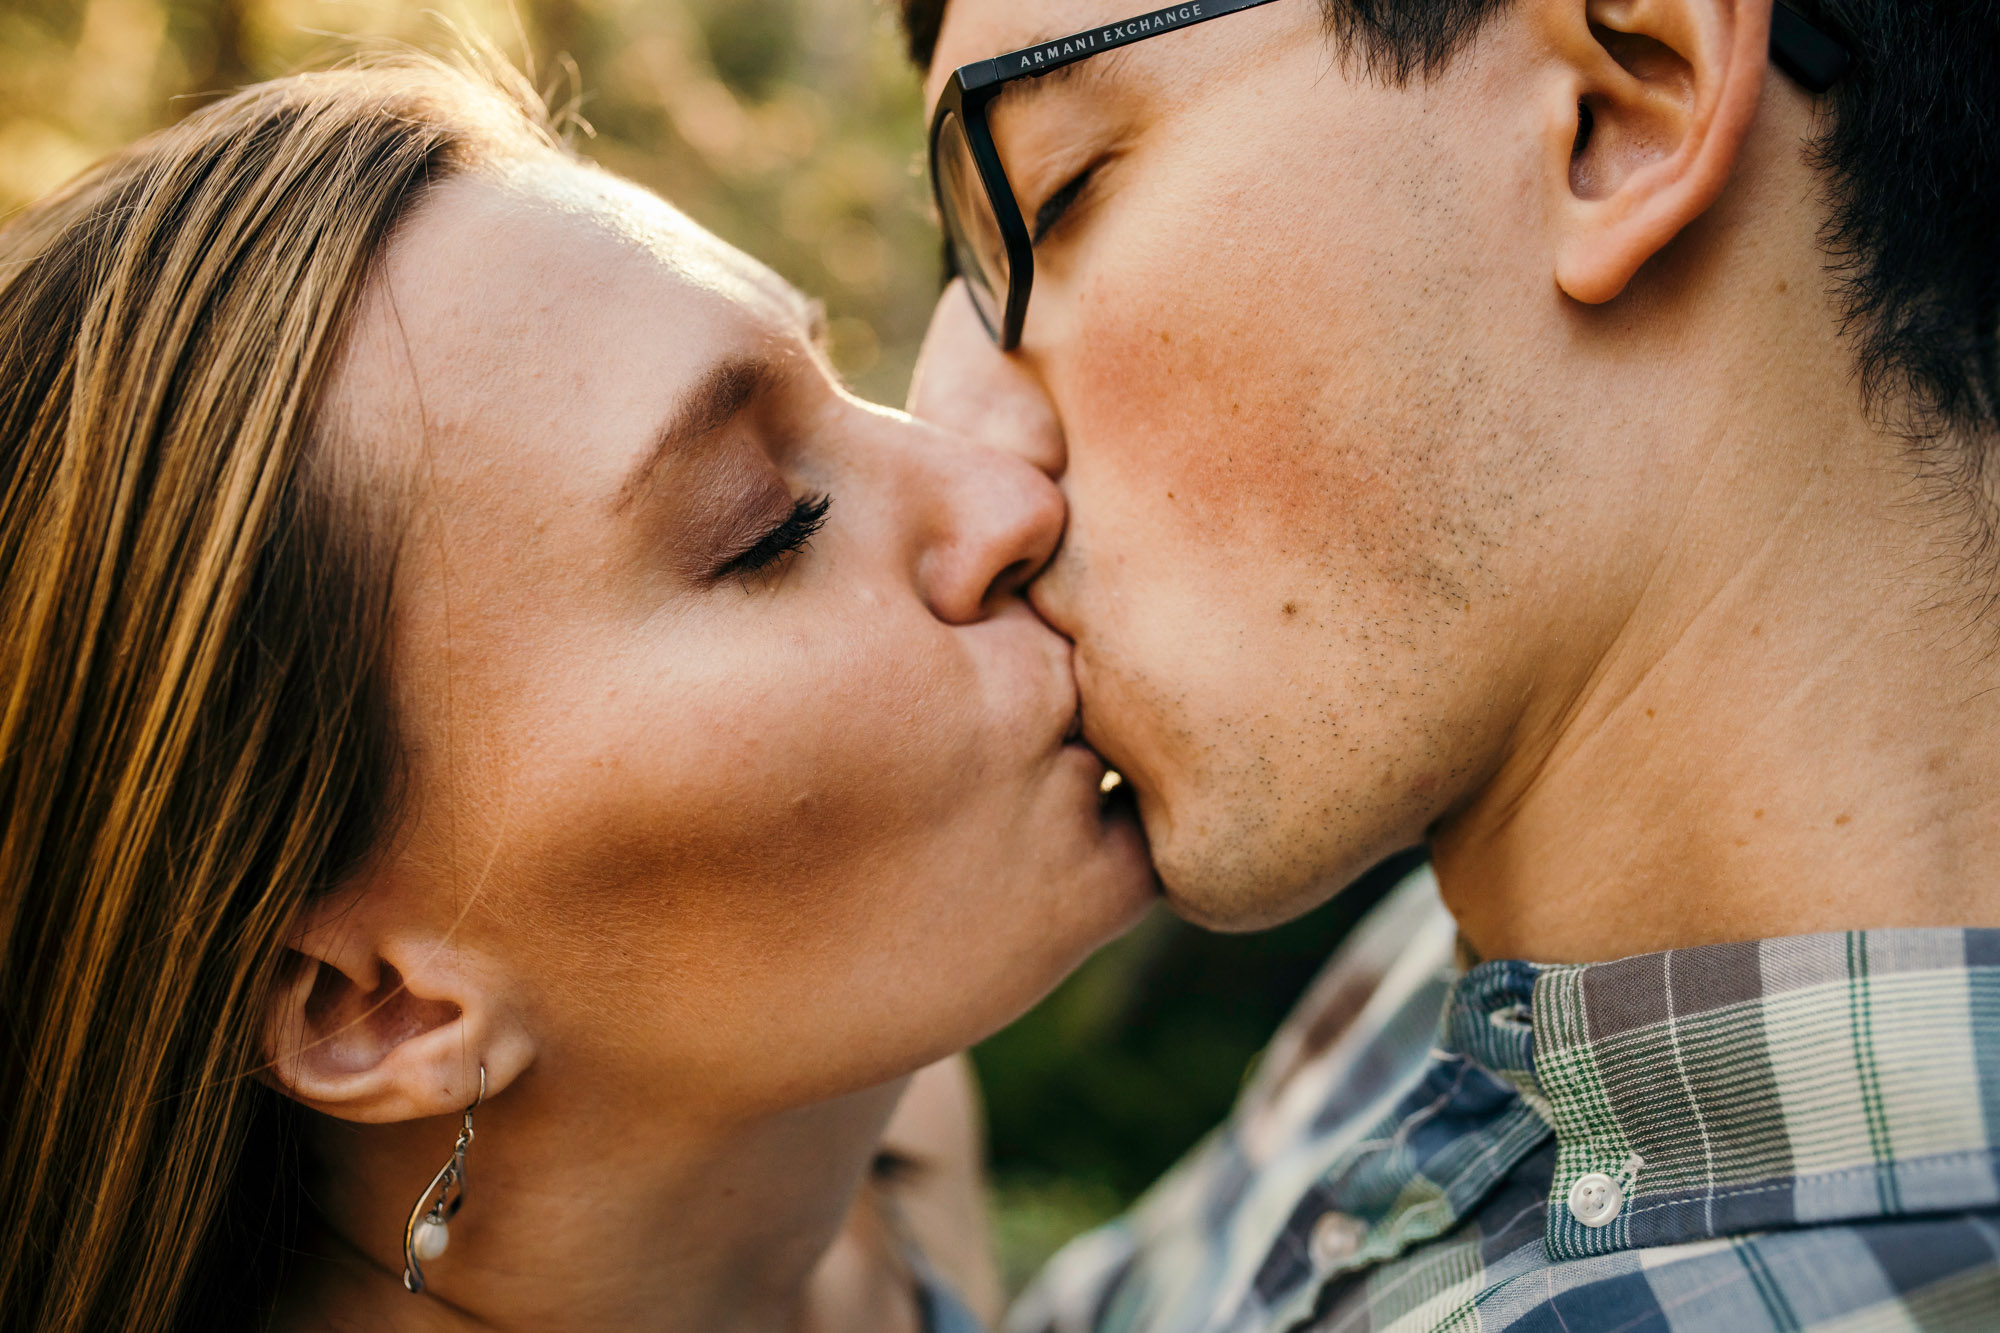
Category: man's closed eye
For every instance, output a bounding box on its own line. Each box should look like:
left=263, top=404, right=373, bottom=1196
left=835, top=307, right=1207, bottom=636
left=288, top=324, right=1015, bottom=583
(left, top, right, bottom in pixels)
left=1032, top=162, right=1102, bottom=245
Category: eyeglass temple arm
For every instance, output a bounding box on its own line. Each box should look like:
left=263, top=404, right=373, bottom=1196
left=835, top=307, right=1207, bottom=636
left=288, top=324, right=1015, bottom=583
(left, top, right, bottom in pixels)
left=954, top=0, right=1847, bottom=95
left=1771, top=0, right=1850, bottom=93
left=956, top=0, right=1286, bottom=93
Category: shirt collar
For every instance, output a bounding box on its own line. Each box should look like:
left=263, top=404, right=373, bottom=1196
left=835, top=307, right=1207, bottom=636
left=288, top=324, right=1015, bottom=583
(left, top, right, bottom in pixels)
left=1444, top=928, right=2000, bottom=1260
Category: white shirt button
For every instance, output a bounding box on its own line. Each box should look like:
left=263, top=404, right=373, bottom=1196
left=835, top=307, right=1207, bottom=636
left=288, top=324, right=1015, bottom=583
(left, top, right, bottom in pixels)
left=1567, top=1172, right=1624, bottom=1228
left=1308, top=1211, right=1368, bottom=1267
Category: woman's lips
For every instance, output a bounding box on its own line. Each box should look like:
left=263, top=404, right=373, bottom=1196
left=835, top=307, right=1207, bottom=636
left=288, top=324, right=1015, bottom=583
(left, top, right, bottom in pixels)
left=1062, top=731, right=1136, bottom=818
left=1057, top=673, right=1141, bottom=822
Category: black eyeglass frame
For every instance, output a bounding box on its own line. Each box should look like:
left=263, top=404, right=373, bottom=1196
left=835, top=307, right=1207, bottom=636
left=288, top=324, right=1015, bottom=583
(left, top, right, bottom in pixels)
left=927, top=0, right=1850, bottom=350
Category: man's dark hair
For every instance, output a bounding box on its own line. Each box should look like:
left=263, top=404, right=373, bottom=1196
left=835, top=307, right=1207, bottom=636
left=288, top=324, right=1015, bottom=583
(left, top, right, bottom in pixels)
left=899, top=0, right=1999, bottom=445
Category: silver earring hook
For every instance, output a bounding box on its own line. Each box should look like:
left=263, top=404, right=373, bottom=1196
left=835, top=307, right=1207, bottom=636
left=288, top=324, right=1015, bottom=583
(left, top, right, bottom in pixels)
left=402, top=1064, right=486, bottom=1295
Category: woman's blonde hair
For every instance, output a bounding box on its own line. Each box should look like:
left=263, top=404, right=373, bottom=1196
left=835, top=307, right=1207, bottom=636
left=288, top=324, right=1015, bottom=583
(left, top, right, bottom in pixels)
left=0, top=52, right=557, bottom=1332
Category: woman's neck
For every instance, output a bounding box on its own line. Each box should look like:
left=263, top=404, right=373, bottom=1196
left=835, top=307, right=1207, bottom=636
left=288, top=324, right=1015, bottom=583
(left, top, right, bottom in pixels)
left=278, top=1071, right=911, bottom=1333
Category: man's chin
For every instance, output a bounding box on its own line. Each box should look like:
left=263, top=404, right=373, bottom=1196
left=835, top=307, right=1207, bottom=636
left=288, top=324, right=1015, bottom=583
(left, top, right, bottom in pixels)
left=1150, top=828, right=1354, bottom=934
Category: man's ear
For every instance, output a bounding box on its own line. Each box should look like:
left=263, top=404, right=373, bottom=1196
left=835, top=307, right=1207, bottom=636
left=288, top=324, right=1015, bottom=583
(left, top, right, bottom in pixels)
left=263, top=884, right=532, bottom=1123
left=1533, top=0, right=1772, bottom=303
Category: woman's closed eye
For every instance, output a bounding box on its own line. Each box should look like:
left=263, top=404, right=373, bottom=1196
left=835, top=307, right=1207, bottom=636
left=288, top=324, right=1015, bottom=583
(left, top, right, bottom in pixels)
left=715, top=492, right=832, bottom=583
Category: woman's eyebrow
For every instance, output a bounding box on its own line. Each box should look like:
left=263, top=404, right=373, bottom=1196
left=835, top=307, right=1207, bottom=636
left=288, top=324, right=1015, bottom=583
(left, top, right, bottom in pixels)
left=615, top=356, right=774, bottom=513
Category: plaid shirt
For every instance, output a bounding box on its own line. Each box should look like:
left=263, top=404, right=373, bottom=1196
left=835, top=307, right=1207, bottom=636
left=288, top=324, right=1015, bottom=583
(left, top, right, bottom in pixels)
left=1008, top=865, right=2000, bottom=1333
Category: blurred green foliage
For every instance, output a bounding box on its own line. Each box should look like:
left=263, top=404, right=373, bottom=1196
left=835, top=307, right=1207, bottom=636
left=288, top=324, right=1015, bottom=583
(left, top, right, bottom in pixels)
left=0, top=0, right=1421, bottom=1293
left=0, top=0, right=938, bottom=403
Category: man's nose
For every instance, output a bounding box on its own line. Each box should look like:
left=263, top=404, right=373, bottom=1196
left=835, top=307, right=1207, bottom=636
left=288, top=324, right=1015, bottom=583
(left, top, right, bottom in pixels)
left=907, top=279, right=1066, bottom=478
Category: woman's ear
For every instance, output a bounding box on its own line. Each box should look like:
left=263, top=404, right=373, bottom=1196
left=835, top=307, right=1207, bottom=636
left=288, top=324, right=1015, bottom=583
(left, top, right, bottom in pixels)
left=1532, top=0, right=1772, bottom=303
left=263, top=884, right=533, bottom=1123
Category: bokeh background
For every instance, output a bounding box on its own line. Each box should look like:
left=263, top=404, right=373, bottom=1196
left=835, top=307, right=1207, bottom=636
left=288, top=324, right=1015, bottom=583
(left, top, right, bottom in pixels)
left=0, top=0, right=938, bottom=402
left=0, top=0, right=1413, bottom=1292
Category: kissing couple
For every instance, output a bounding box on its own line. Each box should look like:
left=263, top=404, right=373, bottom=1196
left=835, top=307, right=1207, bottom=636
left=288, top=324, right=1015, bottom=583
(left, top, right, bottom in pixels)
left=3, top=1, right=1997, bottom=1330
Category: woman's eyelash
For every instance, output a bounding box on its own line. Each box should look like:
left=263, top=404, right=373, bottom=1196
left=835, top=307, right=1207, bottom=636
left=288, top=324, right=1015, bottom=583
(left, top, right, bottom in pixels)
left=1033, top=164, right=1099, bottom=245
left=717, top=493, right=832, bottom=581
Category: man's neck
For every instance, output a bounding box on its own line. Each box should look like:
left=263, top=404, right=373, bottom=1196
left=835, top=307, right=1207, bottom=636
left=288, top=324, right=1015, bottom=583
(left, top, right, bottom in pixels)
left=1435, top=367, right=2000, bottom=964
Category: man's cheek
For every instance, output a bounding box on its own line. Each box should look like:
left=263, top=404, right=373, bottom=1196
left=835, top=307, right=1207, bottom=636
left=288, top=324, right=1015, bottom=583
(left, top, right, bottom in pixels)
left=1064, top=348, right=1249, bottom=535
left=1063, top=252, right=1378, bottom=551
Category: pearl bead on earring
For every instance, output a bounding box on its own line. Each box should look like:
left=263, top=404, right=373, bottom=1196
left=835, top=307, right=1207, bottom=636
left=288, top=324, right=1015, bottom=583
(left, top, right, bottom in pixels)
left=412, top=1215, right=450, bottom=1261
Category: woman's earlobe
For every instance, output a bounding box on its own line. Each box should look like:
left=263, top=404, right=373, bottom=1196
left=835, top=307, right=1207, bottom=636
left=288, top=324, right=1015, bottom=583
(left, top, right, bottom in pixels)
left=1541, top=0, right=1772, bottom=304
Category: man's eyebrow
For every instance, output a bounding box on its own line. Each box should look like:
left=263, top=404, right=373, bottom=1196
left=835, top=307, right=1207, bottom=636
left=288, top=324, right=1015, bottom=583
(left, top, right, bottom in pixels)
left=990, top=46, right=1127, bottom=108
left=615, top=357, right=773, bottom=513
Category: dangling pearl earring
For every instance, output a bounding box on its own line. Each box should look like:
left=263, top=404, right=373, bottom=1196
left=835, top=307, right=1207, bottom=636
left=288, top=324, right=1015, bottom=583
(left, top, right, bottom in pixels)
left=402, top=1065, right=486, bottom=1294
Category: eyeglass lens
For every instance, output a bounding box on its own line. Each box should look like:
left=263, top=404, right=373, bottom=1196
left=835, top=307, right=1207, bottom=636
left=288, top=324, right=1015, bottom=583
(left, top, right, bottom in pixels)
left=934, top=110, right=1010, bottom=339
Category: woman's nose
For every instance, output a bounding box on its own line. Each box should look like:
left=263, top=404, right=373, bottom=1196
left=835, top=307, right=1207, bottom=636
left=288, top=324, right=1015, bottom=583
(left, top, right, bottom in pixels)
left=907, top=280, right=1066, bottom=479
left=911, top=425, right=1067, bottom=626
